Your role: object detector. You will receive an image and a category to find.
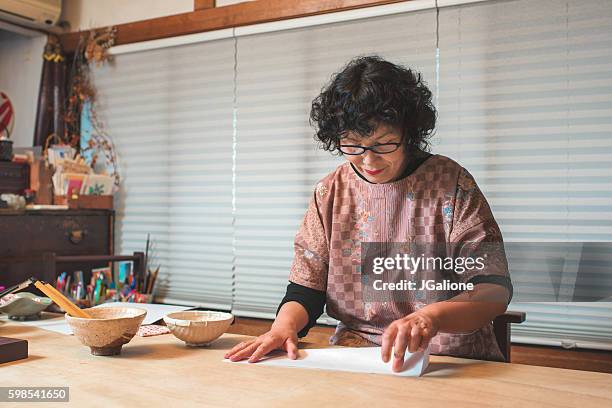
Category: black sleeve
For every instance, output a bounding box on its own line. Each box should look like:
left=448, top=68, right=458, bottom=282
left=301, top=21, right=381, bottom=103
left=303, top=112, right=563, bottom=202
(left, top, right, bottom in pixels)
left=467, top=275, right=514, bottom=304
left=277, top=281, right=326, bottom=338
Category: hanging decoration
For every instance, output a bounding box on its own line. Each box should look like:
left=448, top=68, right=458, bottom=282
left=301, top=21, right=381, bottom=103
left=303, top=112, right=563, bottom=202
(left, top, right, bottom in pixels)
left=33, top=36, right=66, bottom=147
left=0, top=91, right=15, bottom=161
left=85, top=27, right=117, bottom=67
left=0, top=91, right=15, bottom=139
left=63, top=26, right=121, bottom=191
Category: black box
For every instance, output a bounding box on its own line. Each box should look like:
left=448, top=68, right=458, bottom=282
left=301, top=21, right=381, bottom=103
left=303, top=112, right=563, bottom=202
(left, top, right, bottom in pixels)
left=0, top=162, right=29, bottom=194
left=0, top=337, right=28, bottom=364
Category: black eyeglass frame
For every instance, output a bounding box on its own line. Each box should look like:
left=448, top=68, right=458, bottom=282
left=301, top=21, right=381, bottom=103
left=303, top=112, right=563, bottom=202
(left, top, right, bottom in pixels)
left=338, top=142, right=402, bottom=155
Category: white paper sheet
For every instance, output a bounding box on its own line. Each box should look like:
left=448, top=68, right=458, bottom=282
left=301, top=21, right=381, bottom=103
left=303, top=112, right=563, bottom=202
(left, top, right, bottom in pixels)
left=94, top=302, right=193, bottom=325
left=5, top=303, right=193, bottom=335
left=225, top=346, right=430, bottom=377
left=2, top=313, right=73, bottom=335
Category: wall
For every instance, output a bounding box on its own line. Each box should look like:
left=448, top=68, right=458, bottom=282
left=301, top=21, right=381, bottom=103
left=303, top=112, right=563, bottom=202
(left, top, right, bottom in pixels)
left=62, top=0, right=254, bottom=31
left=0, top=0, right=255, bottom=148
left=0, top=31, right=47, bottom=147
left=216, top=0, right=255, bottom=7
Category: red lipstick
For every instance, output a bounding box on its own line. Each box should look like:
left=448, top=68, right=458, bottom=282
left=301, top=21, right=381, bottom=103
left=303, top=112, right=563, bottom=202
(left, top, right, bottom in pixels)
left=364, top=168, right=384, bottom=176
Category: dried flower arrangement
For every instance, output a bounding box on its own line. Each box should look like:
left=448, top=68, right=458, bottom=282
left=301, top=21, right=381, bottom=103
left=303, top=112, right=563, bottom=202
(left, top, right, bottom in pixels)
left=63, top=27, right=121, bottom=191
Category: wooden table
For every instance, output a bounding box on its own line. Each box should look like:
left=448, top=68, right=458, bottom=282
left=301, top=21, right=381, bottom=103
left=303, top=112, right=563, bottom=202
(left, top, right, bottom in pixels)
left=1, top=316, right=611, bottom=408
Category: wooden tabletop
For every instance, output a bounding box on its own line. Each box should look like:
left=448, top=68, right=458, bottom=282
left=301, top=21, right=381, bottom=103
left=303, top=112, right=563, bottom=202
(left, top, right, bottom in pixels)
left=1, top=316, right=611, bottom=408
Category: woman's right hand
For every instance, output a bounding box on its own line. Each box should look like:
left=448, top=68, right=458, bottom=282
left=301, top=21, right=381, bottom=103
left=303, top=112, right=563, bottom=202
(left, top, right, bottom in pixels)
left=224, top=324, right=299, bottom=363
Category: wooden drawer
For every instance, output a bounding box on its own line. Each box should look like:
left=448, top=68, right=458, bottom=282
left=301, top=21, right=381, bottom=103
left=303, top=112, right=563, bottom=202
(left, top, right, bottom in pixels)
left=0, top=209, right=114, bottom=287
left=1, top=210, right=112, bottom=256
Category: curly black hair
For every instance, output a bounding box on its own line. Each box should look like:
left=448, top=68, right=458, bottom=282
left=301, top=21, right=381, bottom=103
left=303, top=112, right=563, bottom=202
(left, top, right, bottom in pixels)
left=310, top=55, right=437, bottom=153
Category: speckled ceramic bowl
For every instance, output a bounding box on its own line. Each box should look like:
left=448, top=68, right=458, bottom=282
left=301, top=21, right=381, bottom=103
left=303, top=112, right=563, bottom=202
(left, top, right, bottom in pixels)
left=65, top=307, right=147, bottom=356
left=163, top=311, right=233, bottom=347
left=0, top=292, right=52, bottom=320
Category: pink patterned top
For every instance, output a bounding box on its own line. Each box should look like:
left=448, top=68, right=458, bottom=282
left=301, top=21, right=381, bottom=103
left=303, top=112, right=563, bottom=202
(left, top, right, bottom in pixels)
left=288, top=154, right=510, bottom=361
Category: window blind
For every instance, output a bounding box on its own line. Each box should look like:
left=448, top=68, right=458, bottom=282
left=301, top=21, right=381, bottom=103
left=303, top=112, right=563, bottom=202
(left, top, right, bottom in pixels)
left=435, top=0, right=612, bottom=349
left=93, top=39, right=236, bottom=309
left=232, top=10, right=437, bottom=318
left=91, top=0, right=612, bottom=349
left=232, top=0, right=612, bottom=348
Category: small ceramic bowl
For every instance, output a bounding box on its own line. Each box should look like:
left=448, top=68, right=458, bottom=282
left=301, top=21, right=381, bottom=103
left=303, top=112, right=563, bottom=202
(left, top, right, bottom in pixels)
left=0, top=292, right=52, bottom=320
left=65, top=307, right=147, bottom=356
left=163, top=311, right=233, bottom=347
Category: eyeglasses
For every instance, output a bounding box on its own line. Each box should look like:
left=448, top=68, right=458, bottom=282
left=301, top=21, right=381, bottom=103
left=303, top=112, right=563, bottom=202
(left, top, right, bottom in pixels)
left=338, top=142, right=402, bottom=155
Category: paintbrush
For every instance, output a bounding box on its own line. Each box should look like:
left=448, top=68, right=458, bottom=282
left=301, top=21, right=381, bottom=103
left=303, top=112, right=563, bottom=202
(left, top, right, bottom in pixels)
left=0, top=278, right=35, bottom=299
left=143, top=269, right=149, bottom=295
left=148, top=266, right=160, bottom=296
left=143, top=233, right=150, bottom=293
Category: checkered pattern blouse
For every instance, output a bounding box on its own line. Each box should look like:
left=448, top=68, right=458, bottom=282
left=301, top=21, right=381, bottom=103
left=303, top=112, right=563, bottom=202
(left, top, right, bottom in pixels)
left=288, top=154, right=510, bottom=361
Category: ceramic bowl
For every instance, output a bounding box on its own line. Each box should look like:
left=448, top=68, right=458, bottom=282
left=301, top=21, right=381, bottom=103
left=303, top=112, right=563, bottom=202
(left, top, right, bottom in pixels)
left=163, top=311, right=234, bottom=347
left=65, top=307, right=147, bottom=356
left=0, top=292, right=52, bottom=319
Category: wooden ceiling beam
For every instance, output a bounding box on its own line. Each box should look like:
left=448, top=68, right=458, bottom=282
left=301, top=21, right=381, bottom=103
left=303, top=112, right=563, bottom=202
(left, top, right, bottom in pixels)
left=59, top=0, right=410, bottom=53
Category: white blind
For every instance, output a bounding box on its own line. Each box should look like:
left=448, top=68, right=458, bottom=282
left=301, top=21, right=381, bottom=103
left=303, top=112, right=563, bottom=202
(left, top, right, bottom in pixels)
left=232, top=10, right=436, bottom=318
left=92, top=0, right=612, bottom=350
left=93, top=39, right=236, bottom=309
left=436, top=0, right=612, bottom=349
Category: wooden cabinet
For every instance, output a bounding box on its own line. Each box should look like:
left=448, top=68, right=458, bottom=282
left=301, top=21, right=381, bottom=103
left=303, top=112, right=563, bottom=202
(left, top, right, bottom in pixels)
left=0, top=209, right=114, bottom=287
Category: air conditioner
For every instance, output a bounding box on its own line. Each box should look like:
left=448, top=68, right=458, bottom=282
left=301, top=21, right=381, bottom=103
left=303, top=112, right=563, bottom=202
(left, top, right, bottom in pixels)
left=0, top=0, right=62, bottom=30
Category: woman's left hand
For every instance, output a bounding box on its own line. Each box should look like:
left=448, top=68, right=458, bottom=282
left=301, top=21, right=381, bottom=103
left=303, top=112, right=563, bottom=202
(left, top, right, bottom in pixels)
left=381, top=308, right=440, bottom=372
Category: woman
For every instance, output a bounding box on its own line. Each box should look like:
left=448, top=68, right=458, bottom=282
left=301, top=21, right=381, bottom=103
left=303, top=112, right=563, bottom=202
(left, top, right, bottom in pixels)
left=225, top=56, right=512, bottom=371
